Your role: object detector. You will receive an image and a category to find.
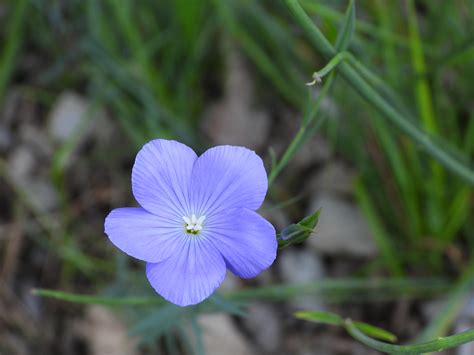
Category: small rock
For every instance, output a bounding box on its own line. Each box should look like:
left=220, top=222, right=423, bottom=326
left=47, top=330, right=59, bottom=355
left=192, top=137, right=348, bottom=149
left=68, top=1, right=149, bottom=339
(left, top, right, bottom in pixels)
left=0, top=129, right=12, bottom=152
left=8, top=147, right=58, bottom=212
left=26, top=180, right=59, bottom=212
left=460, top=294, right=474, bottom=319
left=307, top=191, right=377, bottom=257
left=310, top=161, right=356, bottom=195
left=74, top=305, right=138, bottom=355
left=20, top=125, right=54, bottom=158
left=279, top=249, right=326, bottom=310
left=244, top=302, right=282, bottom=353
left=0, top=90, right=22, bottom=127
left=199, top=313, right=254, bottom=355
left=204, top=104, right=270, bottom=150
left=456, top=323, right=474, bottom=355
left=92, top=111, right=116, bottom=145
left=48, top=91, right=89, bottom=143
left=8, top=147, right=35, bottom=181
left=202, top=43, right=270, bottom=150
left=293, top=133, right=332, bottom=168
left=421, top=298, right=445, bottom=321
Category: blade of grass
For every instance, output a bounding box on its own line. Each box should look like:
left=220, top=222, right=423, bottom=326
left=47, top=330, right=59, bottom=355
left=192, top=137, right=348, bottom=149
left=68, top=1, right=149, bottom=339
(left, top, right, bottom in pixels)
left=213, top=0, right=304, bottom=107
left=440, top=187, right=471, bottom=243
left=406, top=0, right=444, bottom=238
left=354, top=179, right=404, bottom=276
left=300, top=0, right=437, bottom=55
left=268, top=73, right=334, bottom=186
left=0, top=0, right=28, bottom=100
left=373, top=0, right=398, bottom=85
left=0, top=158, right=109, bottom=276
left=284, top=0, right=474, bottom=186
left=334, top=0, right=355, bottom=51
left=406, top=0, right=437, bottom=133
left=295, top=310, right=397, bottom=342
left=33, top=277, right=449, bottom=306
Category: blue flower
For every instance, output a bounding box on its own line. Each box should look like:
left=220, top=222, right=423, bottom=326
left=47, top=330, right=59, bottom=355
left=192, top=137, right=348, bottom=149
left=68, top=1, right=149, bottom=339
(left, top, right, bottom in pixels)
left=104, top=139, right=277, bottom=306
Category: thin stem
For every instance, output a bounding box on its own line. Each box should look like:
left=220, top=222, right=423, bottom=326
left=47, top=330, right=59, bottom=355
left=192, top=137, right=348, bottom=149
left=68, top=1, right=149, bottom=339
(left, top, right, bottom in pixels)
left=268, top=73, right=334, bottom=186
left=33, top=277, right=449, bottom=306
left=345, top=319, right=474, bottom=354
left=416, top=258, right=474, bottom=341
left=312, top=50, right=415, bottom=120
left=284, top=0, right=474, bottom=186
left=307, top=52, right=349, bottom=85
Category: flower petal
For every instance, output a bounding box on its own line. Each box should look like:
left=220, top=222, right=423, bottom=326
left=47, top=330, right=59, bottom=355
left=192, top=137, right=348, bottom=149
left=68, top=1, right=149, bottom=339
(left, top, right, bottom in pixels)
left=205, top=208, right=277, bottom=278
left=146, top=238, right=226, bottom=306
left=190, top=146, right=268, bottom=217
left=132, top=139, right=197, bottom=218
left=104, top=207, right=182, bottom=263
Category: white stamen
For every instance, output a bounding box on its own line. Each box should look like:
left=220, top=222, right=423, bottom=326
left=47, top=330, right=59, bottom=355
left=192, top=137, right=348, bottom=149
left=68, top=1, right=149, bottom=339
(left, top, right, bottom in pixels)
left=183, top=214, right=206, bottom=234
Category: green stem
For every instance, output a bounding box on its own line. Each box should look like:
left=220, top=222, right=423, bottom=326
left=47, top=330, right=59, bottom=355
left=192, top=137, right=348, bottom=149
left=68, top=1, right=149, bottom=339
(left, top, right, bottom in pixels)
left=284, top=0, right=474, bottom=186
left=345, top=319, right=474, bottom=354
left=417, top=258, right=474, bottom=342
left=268, top=73, right=334, bottom=186
left=307, top=52, right=349, bottom=84
left=32, top=277, right=449, bottom=306
left=309, top=51, right=412, bottom=118
left=32, top=288, right=165, bottom=306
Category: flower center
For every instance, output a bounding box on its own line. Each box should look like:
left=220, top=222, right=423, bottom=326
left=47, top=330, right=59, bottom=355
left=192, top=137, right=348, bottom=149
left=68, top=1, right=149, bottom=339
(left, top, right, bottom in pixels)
left=183, top=214, right=206, bottom=235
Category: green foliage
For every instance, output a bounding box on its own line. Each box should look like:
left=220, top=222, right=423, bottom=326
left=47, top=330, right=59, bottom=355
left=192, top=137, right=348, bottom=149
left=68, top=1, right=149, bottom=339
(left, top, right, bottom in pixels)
left=6, top=0, right=474, bottom=352
left=278, top=209, right=320, bottom=248
left=297, top=308, right=474, bottom=353
left=215, top=0, right=473, bottom=277
left=19, top=0, right=472, bottom=275
left=0, top=0, right=28, bottom=101
left=345, top=318, right=474, bottom=354
left=295, top=310, right=397, bottom=342
left=334, top=0, right=355, bottom=51
left=34, top=277, right=450, bottom=306
left=351, top=321, right=397, bottom=343
left=416, top=260, right=474, bottom=342
left=294, top=310, right=343, bottom=326
left=281, top=0, right=474, bottom=274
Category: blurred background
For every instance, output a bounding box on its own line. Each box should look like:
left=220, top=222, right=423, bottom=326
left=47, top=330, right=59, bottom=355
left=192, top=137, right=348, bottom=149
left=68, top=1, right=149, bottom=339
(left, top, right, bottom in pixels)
left=1, top=0, right=473, bottom=354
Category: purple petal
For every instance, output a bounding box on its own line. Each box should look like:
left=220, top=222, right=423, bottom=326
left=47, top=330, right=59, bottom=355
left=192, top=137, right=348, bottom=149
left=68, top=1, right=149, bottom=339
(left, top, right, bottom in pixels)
left=205, top=208, right=277, bottom=278
left=190, top=146, right=268, bottom=217
left=146, top=238, right=226, bottom=306
left=104, top=207, right=182, bottom=263
left=132, top=139, right=197, bottom=218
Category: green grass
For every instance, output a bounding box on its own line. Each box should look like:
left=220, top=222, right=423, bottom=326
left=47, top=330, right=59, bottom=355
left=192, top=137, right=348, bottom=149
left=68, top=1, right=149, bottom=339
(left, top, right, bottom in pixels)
left=3, top=0, right=474, bottom=352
